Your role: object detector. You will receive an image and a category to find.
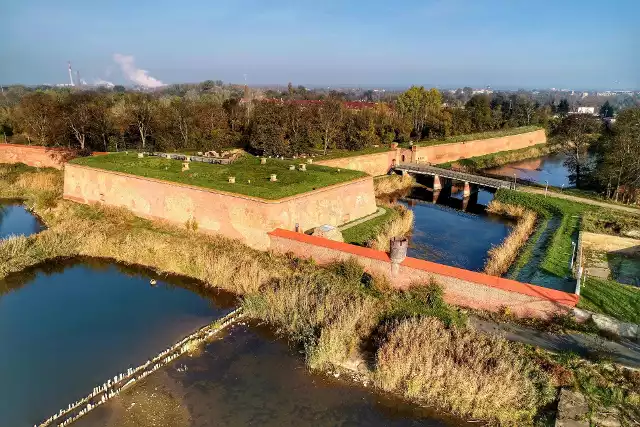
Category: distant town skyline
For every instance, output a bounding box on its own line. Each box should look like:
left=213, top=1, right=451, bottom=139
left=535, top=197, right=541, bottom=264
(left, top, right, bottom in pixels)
left=3, top=0, right=639, bottom=89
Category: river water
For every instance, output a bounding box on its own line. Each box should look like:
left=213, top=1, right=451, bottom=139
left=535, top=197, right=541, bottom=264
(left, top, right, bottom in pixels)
left=485, top=153, right=572, bottom=187
left=400, top=187, right=513, bottom=272
left=0, top=201, right=44, bottom=239
left=0, top=260, right=235, bottom=427
left=76, top=323, right=465, bottom=427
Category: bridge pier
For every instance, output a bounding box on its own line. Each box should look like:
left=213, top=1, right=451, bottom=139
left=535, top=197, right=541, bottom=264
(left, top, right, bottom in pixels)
left=463, top=181, right=471, bottom=197
left=461, top=189, right=479, bottom=211
left=433, top=174, right=442, bottom=191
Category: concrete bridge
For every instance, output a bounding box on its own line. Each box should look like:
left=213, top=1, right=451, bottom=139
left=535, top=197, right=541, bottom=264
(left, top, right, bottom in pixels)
left=395, top=163, right=514, bottom=194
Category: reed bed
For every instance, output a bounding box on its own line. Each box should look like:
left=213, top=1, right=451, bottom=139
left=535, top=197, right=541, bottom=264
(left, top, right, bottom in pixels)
left=374, top=174, right=414, bottom=197
left=370, top=204, right=414, bottom=251
left=375, top=317, right=554, bottom=425
left=484, top=200, right=538, bottom=276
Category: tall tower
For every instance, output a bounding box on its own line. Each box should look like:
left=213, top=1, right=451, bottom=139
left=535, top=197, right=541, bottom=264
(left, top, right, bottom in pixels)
left=76, top=70, right=81, bottom=86
left=68, top=61, right=75, bottom=86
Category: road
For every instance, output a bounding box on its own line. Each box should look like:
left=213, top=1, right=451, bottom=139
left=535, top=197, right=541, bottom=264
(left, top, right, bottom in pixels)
left=522, top=187, right=640, bottom=215
left=471, top=316, right=640, bottom=369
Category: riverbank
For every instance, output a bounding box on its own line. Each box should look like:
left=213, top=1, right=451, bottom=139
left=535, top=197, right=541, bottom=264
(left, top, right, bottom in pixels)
left=438, top=143, right=551, bottom=171
left=2, top=163, right=638, bottom=425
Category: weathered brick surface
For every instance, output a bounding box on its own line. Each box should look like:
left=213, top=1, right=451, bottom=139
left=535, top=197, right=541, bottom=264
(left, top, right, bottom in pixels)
left=269, top=228, right=578, bottom=319
left=0, top=143, right=77, bottom=169
left=316, top=129, right=546, bottom=176
left=63, top=164, right=377, bottom=249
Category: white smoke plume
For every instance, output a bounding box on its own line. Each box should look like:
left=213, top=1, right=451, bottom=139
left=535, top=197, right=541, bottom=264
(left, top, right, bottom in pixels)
left=113, top=53, right=164, bottom=88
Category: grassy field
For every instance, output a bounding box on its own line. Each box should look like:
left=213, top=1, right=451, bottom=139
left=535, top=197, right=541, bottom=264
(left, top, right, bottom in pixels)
left=71, top=153, right=366, bottom=200
left=578, top=276, right=640, bottom=324
left=415, top=126, right=543, bottom=147
left=341, top=204, right=413, bottom=250
left=312, top=146, right=394, bottom=160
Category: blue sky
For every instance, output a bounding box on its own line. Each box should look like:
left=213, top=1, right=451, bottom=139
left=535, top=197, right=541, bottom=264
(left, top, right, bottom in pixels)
left=3, top=0, right=639, bottom=89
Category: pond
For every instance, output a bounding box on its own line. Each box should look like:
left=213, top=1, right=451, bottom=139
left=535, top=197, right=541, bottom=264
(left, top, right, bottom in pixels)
left=0, top=201, right=44, bottom=239
left=76, top=323, right=465, bottom=427
left=0, top=259, right=235, bottom=427
left=484, top=153, right=572, bottom=187
left=401, top=187, right=513, bottom=272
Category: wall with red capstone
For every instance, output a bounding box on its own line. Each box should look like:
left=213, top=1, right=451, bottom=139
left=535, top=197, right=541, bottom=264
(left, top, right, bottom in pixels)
left=268, top=228, right=578, bottom=319
left=63, top=164, right=377, bottom=250
left=0, top=143, right=77, bottom=169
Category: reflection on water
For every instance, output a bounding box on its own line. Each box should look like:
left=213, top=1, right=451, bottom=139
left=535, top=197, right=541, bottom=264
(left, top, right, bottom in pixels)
left=401, top=187, right=512, bottom=271
left=0, top=259, right=234, bottom=427
left=77, top=323, right=465, bottom=427
left=0, top=201, right=44, bottom=239
left=485, top=154, right=572, bottom=187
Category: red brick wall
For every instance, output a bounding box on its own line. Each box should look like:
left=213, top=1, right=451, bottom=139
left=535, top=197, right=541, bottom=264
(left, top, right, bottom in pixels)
left=315, top=130, right=546, bottom=175
left=411, top=129, right=546, bottom=164
left=316, top=150, right=398, bottom=176
left=0, top=143, right=77, bottom=169
left=268, top=228, right=578, bottom=319
left=63, top=164, right=377, bottom=250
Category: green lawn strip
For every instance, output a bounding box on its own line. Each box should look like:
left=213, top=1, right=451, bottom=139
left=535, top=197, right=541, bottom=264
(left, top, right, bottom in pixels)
left=507, top=217, right=550, bottom=280
left=494, top=190, right=594, bottom=278
left=437, top=143, right=549, bottom=170
left=71, top=153, right=366, bottom=200
left=414, top=125, right=542, bottom=147
left=578, top=276, right=640, bottom=324
left=341, top=206, right=398, bottom=246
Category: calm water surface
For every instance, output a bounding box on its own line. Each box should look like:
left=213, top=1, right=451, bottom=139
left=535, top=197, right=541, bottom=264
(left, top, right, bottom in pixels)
left=0, top=201, right=43, bottom=239
left=77, top=323, right=466, bottom=427
left=485, top=153, right=572, bottom=187
left=401, top=188, right=512, bottom=271
left=0, top=259, right=234, bottom=427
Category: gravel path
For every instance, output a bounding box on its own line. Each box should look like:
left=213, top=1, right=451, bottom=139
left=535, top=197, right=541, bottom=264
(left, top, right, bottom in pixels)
left=522, top=187, right=640, bottom=215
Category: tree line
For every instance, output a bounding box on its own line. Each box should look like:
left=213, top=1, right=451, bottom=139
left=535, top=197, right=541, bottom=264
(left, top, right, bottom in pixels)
left=551, top=108, right=640, bottom=203
left=1, top=85, right=555, bottom=156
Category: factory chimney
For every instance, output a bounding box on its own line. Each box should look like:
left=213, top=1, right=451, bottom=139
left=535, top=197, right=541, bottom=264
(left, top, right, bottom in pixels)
left=68, top=61, right=75, bottom=86
left=76, top=70, right=81, bottom=87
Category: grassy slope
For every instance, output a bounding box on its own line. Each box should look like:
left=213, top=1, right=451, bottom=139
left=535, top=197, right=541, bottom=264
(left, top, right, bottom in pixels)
left=438, top=143, right=550, bottom=170
left=415, top=126, right=543, bottom=147
left=341, top=207, right=398, bottom=246
left=579, top=276, right=640, bottom=324
left=71, top=153, right=365, bottom=200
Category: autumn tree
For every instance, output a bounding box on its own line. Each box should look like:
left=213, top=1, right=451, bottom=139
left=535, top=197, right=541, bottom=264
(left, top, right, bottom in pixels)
left=396, top=86, right=442, bottom=138
left=14, top=92, right=64, bottom=146
left=316, top=99, right=343, bottom=154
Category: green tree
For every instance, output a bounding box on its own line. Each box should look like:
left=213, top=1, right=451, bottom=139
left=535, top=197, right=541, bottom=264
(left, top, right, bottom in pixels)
left=553, top=114, right=601, bottom=187
left=465, top=94, right=493, bottom=132
left=396, top=86, right=442, bottom=138
left=557, top=99, right=570, bottom=116
left=599, top=101, right=615, bottom=118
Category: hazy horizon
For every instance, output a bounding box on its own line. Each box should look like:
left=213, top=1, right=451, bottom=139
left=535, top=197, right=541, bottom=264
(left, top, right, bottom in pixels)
left=3, top=0, right=639, bottom=90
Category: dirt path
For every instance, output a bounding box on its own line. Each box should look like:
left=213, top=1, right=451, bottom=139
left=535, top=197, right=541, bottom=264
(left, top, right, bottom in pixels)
left=470, top=316, right=640, bottom=369
left=522, top=187, right=640, bottom=215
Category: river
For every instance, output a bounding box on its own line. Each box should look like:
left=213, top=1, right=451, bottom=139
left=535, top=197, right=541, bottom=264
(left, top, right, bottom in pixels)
left=399, top=187, right=513, bottom=272
left=485, top=153, right=573, bottom=187
left=0, top=201, right=44, bottom=239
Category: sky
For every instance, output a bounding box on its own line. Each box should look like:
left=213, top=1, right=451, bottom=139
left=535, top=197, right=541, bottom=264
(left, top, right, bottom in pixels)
left=2, top=0, right=639, bottom=89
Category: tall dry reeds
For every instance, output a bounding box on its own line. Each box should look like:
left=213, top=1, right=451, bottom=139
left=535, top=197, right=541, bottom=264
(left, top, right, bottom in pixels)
left=484, top=200, right=537, bottom=276
left=374, top=174, right=414, bottom=197
left=370, top=204, right=414, bottom=251
left=375, top=317, right=554, bottom=425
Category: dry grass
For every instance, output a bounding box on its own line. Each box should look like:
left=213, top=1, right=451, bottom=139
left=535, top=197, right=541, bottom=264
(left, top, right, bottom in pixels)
left=484, top=200, right=537, bottom=276
left=370, top=204, right=414, bottom=251
left=374, top=174, right=414, bottom=197
left=375, top=317, right=554, bottom=425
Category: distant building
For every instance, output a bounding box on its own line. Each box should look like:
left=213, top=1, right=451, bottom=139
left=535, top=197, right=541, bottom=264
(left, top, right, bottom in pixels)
left=596, top=91, right=615, bottom=96
left=577, top=106, right=595, bottom=114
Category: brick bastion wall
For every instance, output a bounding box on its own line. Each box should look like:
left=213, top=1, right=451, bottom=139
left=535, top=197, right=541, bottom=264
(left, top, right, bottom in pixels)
left=269, top=228, right=578, bottom=319
left=0, top=143, right=77, bottom=169
left=63, top=163, right=377, bottom=250
left=315, top=129, right=546, bottom=176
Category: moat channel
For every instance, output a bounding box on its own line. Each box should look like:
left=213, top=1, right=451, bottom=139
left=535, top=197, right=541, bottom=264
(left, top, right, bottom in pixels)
left=0, top=200, right=44, bottom=239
